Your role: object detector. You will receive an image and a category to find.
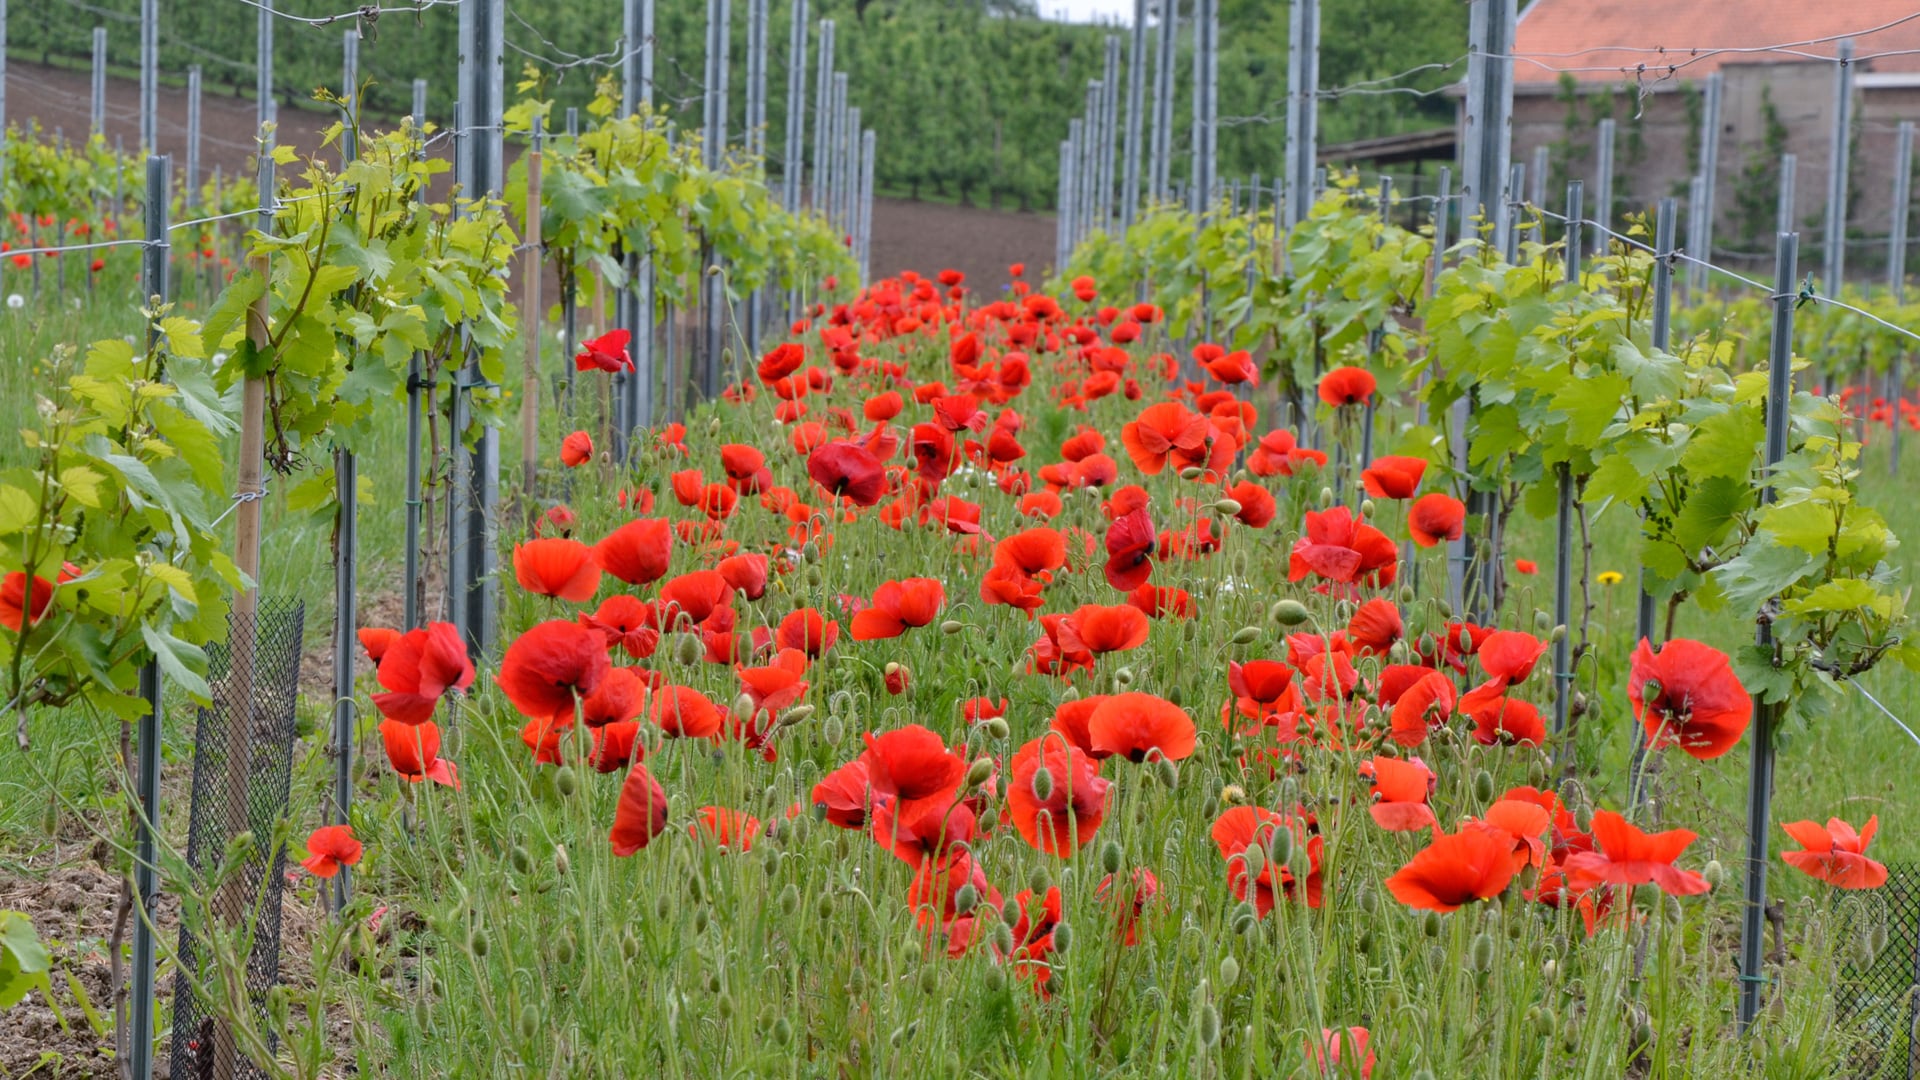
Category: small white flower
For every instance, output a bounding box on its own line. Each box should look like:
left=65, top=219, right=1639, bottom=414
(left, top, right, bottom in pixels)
left=5, top=294, right=22, bottom=310
left=212, top=351, right=229, bottom=369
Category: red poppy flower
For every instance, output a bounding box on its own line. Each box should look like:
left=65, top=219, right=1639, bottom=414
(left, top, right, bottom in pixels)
left=575, top=328, right=633, bottom=373
left=776, top=607, right=839, bottom=657
left=656, top=570, right=733, bottom=627
left=300, top=825, right=363, bottom=878
left=1317, top=365, right=1376, bottom=407
left=995, top=528, right=1068, bottom=580
left=1008, top=737, right=1111, bottom=856
left=861, top=725, right=968, bottom=811
left=850, top=578, right=946, bottom=640
left=1390, top=668, right=1443, bottom=745
left=1202, top=348, right=1258, bottom=386
left=1095, top=867, right=1159, bottom=945
left=1628, top=637, right=1751, bottom=760
left=496, top=620, right=611, bottom=723
left=980, top=564, right=1046, bottom=614
left=1312, top=1028, right=1375, bottom=1079
left=1780, top=816, right=1887, bottom=890
left=758, top=342, right=806, bottom=382
left=1288, top=507, right=1398, bottom=587
left=1363, top=755, right=1437, bottom=831
left=736, top=648, right=810, bottom=720
left=1129, top=302, right=1160, bottom=323
left=1104, top=506, right=1157, bottom=591
left=807, top=440, right=887, bottom=506
left=691, top=806, right=762, bottom=851
left=579, top=595, right=660, bottom=659
left=1562, top=810, right=1710, bottom=896
left=1360, top=455, right=1426, bottom=499
left=588, top=721, right=644, bottom=774
left=1128, top=582, right=1194, bottom=619
left=580, top=666, right=648, bottom=726
left=907, top=849, right=999, bottom=928
left=380, top=719, right=458, bottom=787
left=610, top=762, right=670, bottom=855
left=357, top=626, right=401, bottom=662
left=513, top=538, right=602, bottom=601
left=1514, top=558, right=1538, bottom=575
left=1478, top=630, right=1548, bottom=686
left=1465, top=693, right=1545, bottom=746
left=1225, top=480, right=1277, bottom=529
left=872, top=791, right=979, bottom=866
left=812, top=758, right=876, bottom=828
left=1211, top=807, right=1321, bottom=913
left=561, top=430, right=594, bottom=468
left=646, top=683, right=724, bottom=739
left=1086, top=692, right=1195, bottom=762
left=371, top=622, right=477, bottom=725
left=1060, top=603, right=1149, bottom=657
left=1226, top=659, right=1300, bottom=726
left=1407, top=493, right=1466, bottom=548
left=717, top=553, right=769, bottom=599
left=1347, top=598, right=1403, bottom=655
left=0, top=572, right=55, bottom=632
left=1475, top=799, right=1552, bottom=870
left=1385, top=827, right=1517, bottom=911
left=1120, top=401, right=1210, bottom=476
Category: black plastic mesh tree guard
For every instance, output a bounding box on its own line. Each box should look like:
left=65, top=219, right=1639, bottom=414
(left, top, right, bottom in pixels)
left=167, top=598, right=305, bottom=1080
left=1837, top=864, right=1920, bottom=1078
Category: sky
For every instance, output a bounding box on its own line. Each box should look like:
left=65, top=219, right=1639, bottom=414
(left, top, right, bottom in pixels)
left=1037, top=0, right=1138, bottom=24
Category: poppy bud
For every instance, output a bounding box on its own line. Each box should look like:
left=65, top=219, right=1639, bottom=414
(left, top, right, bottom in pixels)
left=977, top=917, right=1012, bottom=959
left=1360, top=498, right=1375, bottom=519
left=1112, top=665, right=1136, bottom=689
left=978, top=807, right=1000, bottom=833
left=731, top=693, right=756, bottom=721
left=554, top=844, right=571, bottom=876
left=1179, top=466, right=1205, bottom=480
left=1469, top=931, right=1495, bottom=972
left=1218, top=954, right=1240, bottom=989
left=802, top=541, right=822, bottom=563
left=1099, top=840, right=1123, bottom=875
left=1702, top=859, right=1726, bottom=890
left=555, top=932, right=577, bottom=966
left=1471, top=769, right=1495, bottom=803
left=953, top=882, right=979, bottom=915
left=778, top=704, right=815, bottom=726
left=1542, top=958, right=1558, bottom=983
left=1154, top=757, right=1179, bottom=789
left=1027, top=864, right=1054, bottom=895
left=468, top=928, right=489, bottom=956
left=1268, top=826, right=1293, bottom=867
left=1051, top=922, right=1073, bottom=954
left=554, top=765, right=579, bottom=798
left=1212, top=497, right=1243, bottom=516
left=1358, top=886, right=1379, bottom=915
left=1230, top=900, right=1258, bottom=935
left=1318, top=487, right=1334, bottom=508
left=622, top=928, right=641, bottom=960
left=918, top=966, right=939, bottom=994
left=1270, top=599, right=1310, bottom=625
left=984, top=964, right=1008, bottom=992
left=510, top=846, right=532, bottom=874
left=1422, top=910, right=1442, bottom=938
left=1229, top=626, right=1261, bottom=645
left=518, top=1003, right=539, bottom=1040
left=656, top=894, right=674, bottom=921
left=983, top=717, right=1010, bottom=740
left=1241, top=843, right=1265, bottom=882
left=966, top=757, right=995, bottom=788
left=1031, top=765, right=1056, bottom=801
left=771, top=1014, right=795, bottom=1045
left=693, top=906, right=711, bottom=935
left=1528, top=1005, right=1552, bottom=1037
left=1399, top=585, right=1416, bottom=604
left=673, top=633, right=703, bottom=666
left=1195, top=1002, right=1221, bottom=1047
left=716, top=991, right=735, bottom=1020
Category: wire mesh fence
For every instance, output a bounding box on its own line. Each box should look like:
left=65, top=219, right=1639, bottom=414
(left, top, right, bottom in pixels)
left=167, top=596, right=306, bottom=1080
left=1838, top=865, right=1920, bottom=1079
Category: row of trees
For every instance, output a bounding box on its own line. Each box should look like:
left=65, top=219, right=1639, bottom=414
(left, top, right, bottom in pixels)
left=13, top=0, right=1466, bottom=209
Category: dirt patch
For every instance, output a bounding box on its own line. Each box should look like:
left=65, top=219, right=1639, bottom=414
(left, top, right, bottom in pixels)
left=869, top=196, right=1059, bottom=298
left=296, top=586, right=409, bottom=704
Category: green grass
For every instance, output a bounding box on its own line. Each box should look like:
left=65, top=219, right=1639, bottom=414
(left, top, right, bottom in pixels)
left=2, top=275, right=1917, bottom=1077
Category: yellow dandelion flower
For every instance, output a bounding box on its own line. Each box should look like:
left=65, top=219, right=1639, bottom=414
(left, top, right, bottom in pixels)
left=1595, top=571, right=1624, bottom=586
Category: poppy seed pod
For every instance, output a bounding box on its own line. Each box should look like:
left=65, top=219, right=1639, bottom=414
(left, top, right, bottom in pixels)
left=1270, top=599, right=1310, bottom=626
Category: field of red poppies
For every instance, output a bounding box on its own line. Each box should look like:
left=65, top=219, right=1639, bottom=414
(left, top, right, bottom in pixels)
left=284, top=249, right=1911, bottom=1075
left=4, top=122, right=1919, bottom=1076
